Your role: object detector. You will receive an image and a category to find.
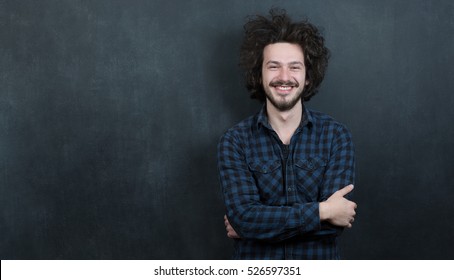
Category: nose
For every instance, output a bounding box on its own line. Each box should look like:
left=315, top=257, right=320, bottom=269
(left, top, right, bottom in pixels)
left=278, top=67, right=291, bottom=81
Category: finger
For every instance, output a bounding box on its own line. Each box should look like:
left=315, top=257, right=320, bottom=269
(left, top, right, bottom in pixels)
left=336, top=184, right=354, bottom=197
left=227, top=229, right=239, bottom=238
left=347, top=223, right=352, bottom=228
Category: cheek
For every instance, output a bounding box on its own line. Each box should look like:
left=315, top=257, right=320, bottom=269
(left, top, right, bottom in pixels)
left=261, top=72, right=272, bottom=86
left=299, top=73, right=308, bottom=85
left=303, top=71, right=309, bottom=84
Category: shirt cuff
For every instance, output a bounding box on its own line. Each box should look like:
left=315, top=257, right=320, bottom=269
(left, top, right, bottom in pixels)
left=300, top=202, right=321, bottom=233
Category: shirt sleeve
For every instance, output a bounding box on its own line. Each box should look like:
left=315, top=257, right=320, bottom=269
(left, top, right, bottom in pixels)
left=217, top=130, right=321, bottom=242
left=320, top=123, right=355, bottom=201
left=318, top=123, right=356, bottom=235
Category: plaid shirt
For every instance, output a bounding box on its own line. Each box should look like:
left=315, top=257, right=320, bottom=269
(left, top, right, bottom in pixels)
left=217, top=104, right=355, bottom=259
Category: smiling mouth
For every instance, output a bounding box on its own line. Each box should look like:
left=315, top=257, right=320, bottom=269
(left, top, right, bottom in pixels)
left=276, top=86, right=292, bottom=91
left=269, top=80, right=299, bottom=93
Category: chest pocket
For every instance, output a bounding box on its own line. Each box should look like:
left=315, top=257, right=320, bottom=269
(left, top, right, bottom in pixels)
left=294, top=157, right=327, bottom=202
left=248, top=159, right=282, bottom=204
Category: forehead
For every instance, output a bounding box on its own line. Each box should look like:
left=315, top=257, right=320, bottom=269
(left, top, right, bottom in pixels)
left=263, top=42, right=305, bottom=63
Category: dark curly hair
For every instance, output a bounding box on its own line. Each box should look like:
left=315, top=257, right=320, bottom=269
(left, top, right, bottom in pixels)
left=239, top=8, right=330, bottom=102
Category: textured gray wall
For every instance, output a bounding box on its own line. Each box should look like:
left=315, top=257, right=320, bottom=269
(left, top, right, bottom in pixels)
left=1, top=0, right=453, bottom=259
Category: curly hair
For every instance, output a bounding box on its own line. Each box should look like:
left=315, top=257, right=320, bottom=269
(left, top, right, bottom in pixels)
left=239, top=8, right=330, bottom=102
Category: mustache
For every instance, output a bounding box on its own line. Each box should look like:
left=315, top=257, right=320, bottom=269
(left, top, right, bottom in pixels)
left=269, top=79, right=300, bottom=88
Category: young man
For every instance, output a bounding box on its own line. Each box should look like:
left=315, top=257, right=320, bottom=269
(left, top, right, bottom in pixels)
left=217, top=8, right=357, bottom=259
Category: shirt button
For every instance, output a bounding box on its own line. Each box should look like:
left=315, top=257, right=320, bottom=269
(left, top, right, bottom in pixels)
left=287, top=187, right=293, bottom=192
left=307, top=160, right=314, bottom=169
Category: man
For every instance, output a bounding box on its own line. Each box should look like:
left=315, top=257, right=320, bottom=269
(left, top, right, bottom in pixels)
left=217, top=8, right=357, bottom=259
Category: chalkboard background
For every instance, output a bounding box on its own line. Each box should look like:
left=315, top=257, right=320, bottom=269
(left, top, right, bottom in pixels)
left=1, top=0, right=453, bottom=259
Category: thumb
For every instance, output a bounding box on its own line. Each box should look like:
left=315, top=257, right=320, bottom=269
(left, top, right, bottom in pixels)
left=336, top=184, right=354, bottom=197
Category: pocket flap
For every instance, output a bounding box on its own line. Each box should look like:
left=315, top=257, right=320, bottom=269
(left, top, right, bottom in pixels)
left=249, top=160, right=281, bottom=174
left=295, top=157, right=326, bottom=171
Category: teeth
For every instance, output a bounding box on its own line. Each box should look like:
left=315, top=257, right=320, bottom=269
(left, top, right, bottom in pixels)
left=277, top=86, right=291, bottom=90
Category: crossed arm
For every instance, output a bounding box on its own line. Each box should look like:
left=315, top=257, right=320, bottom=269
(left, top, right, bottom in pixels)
left=224, top=184, right=357, bottom=238
left=218, top=124, right=357, bottom=240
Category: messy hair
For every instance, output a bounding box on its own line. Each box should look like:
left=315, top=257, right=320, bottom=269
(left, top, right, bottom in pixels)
left=239, top=8, right=330, bottom=102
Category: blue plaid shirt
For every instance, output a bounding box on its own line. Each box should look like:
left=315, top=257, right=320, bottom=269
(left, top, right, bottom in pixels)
left=217, top=104, right=355, bottom=259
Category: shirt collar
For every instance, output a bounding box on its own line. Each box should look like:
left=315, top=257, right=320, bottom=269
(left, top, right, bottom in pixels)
left=256, top=102, right=314, bottom=131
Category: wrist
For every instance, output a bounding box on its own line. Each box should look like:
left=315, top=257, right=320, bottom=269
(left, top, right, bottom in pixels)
left=319, top=201, right=330, bottom=221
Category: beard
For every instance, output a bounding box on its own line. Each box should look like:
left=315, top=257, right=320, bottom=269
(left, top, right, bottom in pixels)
left=264, top=79, right=304, bottom=112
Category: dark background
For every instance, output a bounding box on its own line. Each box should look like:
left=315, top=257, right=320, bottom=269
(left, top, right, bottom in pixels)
left=1, top=0, right=453, bottom=259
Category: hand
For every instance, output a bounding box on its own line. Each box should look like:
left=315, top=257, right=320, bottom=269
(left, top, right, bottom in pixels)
left=319, top=185, right=357, bottom=228
left=224, top=215, right=240, bottom=238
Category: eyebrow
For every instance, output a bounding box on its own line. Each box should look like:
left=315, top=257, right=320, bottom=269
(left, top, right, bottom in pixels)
left=266, top=60, right=305, bottom=66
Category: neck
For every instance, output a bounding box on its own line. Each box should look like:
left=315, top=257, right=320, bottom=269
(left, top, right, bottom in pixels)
left=266, top=100, right=303, bottom=145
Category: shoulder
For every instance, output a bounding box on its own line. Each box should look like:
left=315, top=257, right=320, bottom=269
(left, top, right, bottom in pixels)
left=217, top=114, right=259, bottom=160
left=307, top=108, right=352, bottom=136
left=219, top=114, right=257, bottom=144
